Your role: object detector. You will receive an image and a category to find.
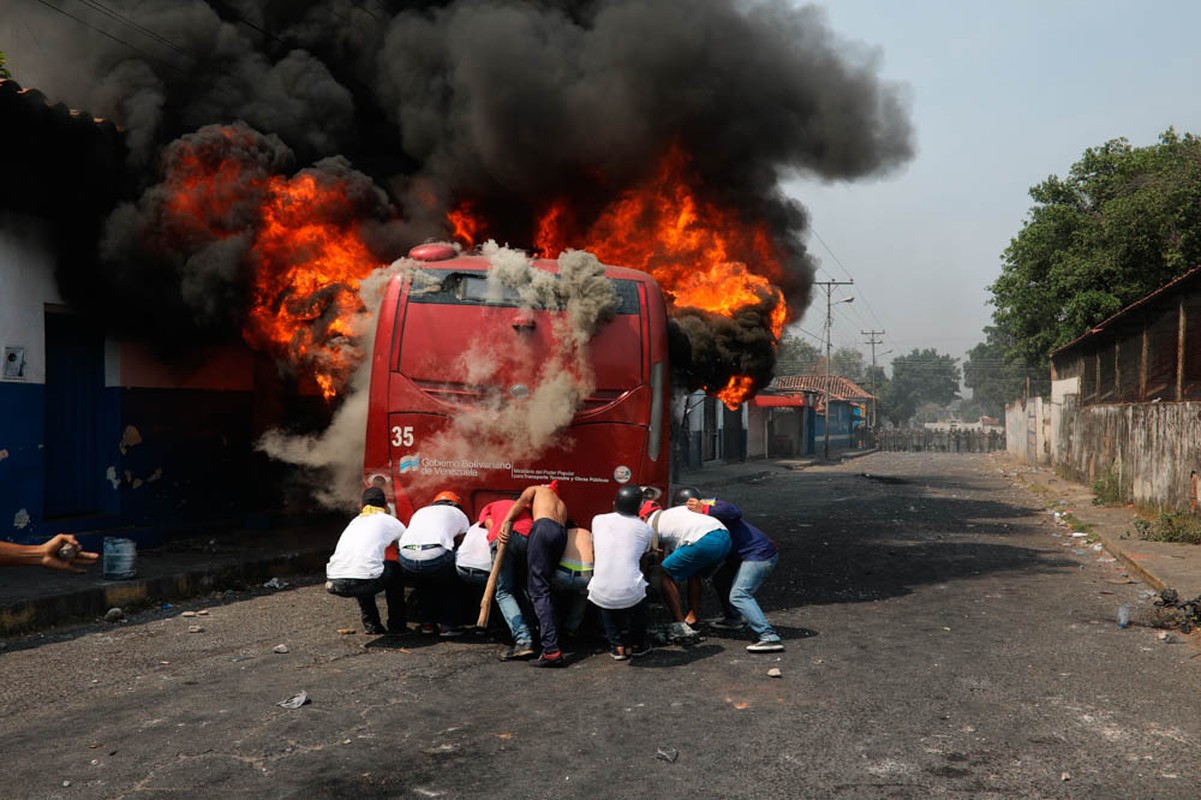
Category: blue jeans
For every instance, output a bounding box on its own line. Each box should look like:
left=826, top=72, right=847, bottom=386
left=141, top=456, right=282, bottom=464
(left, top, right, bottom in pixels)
left=713, top=555, right=780, bottom=642
left=398, top=549, right=458, bottom=628
left=494, top=534, right=533, bottom=646
left=550, top=567, right=592, bottom=633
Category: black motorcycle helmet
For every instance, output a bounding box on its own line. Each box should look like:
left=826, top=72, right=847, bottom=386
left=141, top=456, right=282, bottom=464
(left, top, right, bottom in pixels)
left=613, top=485, right=644, bottom=517
left=672, top=486, right=703, bottom=507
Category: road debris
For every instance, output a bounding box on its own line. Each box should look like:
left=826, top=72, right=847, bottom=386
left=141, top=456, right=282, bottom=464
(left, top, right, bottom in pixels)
left=104, top=607, right=124, bottom=622
left=767, top=668, right=782, bottom=678
left=656, top=746, right=679, bottom=763
left=277, top=691, right=310, bottom=709
left=273, top=644, right=289, bottom=654
left=263, top=577, right=289, bottom=589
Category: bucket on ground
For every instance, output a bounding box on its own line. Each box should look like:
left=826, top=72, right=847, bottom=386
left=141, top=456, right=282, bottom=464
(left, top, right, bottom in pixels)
left=102, top=537, right=137, bottom=580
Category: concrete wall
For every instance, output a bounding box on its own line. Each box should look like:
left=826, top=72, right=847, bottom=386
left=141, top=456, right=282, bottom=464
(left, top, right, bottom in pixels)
left=1, top=225, right=64, bottom=537
left=1004, top=396, right=1050, bottom=465
left=1, top=225, right=265, bottom=545
left=747, top=405, right=768, bottom=459
left=1053, top=399, right=1201, bottom=512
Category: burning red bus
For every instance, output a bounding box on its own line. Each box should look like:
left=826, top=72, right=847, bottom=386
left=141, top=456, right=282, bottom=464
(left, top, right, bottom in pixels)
left=363, top=243, right=671, bottom=525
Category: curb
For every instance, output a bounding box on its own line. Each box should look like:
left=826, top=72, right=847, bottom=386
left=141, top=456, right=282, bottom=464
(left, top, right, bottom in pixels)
left=1090, top=528, right=1169, bottom=594
left=0, top=548, right=329, bottom=635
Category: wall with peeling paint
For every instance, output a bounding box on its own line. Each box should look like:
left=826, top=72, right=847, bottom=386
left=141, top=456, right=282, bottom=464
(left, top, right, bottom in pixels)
left=1052, top=400, right=1201, bottom=512
left=2, top=225, right=269, bottom=546
left=1, top=223, right=60, bottom=538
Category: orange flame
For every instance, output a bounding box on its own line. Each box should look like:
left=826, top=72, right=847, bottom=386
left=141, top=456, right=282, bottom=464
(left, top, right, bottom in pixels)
left=158, top=128, right=383, bottom=400
left=448, top=200, right=485, bottom=249
left=531, top=144, right=790, bottom=403
left=242, top=173, right=380, bottom=399
left=716, top=375, right=755, bottom=410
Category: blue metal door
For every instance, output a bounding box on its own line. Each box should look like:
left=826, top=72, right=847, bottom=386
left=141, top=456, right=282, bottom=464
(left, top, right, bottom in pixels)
left=44, top=312, right=104, bottom=518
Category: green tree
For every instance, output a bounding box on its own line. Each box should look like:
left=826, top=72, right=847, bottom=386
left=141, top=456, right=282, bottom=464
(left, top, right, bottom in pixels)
left=963, top=326, right=1045, bottom=418
left=830, top=346, right=866, bottom=384
left=863, top=363, right=889, bottom=427
left=990, top=129, right=1201, bottom=368
left=774, top=334, right=822, bottom=375
left=881, top=348, right=960, bottom=427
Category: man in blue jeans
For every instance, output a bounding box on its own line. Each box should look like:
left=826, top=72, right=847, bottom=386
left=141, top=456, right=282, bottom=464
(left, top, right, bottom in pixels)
left=498, top=481, right=570, bottom=668
left=479, top=499, right=536, bottom=661
left=681, top=490, right=784, bottom=653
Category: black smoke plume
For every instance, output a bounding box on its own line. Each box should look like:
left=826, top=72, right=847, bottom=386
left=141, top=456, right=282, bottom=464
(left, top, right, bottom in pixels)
left=2, top=0, right=914, bottom=389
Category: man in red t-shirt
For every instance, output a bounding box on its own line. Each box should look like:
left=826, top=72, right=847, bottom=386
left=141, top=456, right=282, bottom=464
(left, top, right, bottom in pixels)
left=478, top=499, right=536, bottom=661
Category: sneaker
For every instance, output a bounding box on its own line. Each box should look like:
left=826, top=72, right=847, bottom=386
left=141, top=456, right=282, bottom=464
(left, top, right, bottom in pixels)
left=628, top=643, right=654, bottom=658
left=385, top=624, right=410, bottom=636
left=668, top=621, right=700, bottom=642
left=609, top=646, right=628, bottom=661
left=438, top=626, right=464, bottom=638
left=419, top=623, right=437, bottom=636
left=362, top=621, right=387, bottom=636
left=499, top=642, right=536, bottom=661
left=530, top=651, right=568, bottom=668
left=746, top=638, right=785, bottom=653
left=708, top=617, right=745, bottom=631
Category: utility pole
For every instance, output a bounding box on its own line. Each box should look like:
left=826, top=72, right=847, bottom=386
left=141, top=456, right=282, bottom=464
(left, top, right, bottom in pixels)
left=815, top=279, right=853, bottom=459
left=862, top=329, right=885, bottom=429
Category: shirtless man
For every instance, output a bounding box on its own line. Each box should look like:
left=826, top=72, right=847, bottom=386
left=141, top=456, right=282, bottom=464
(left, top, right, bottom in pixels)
left=551, top=523, right=594, bottom=643
left=498, top=481, right=569, bottom=668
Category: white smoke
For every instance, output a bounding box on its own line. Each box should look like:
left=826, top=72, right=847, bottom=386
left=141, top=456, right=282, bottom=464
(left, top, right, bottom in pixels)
left=254, top=256, right=413, bottom=508
left=406, top=242, right=618, bottom=493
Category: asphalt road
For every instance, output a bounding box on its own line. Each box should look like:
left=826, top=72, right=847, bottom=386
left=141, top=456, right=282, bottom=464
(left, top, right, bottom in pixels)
left=3, top=452, right=1200, bottom=799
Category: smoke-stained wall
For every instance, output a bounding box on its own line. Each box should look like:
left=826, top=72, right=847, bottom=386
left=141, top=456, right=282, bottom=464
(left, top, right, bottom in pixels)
left=0, top=224, right=267, bottom=544
left=0, top=223, right=62, bottom=537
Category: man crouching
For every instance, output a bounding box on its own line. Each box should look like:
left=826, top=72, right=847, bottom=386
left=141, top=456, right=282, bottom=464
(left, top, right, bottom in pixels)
left=325, top=487, right=407, bottom=636
left=498, top=481, right=569, bottom=668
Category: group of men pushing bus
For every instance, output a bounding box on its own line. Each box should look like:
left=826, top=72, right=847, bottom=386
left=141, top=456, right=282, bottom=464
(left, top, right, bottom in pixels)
left=324, top=479, right=784, bottom=667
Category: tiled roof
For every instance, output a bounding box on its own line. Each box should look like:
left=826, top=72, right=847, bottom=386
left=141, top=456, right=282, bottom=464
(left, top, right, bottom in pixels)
left=771, top=374, right=875, bottom=401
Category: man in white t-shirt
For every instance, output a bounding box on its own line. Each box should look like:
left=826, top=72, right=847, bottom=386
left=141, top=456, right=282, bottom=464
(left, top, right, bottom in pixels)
left=639, top=488, right=732, bottom=642
left=588, top=485, right=655, bottom=659
left=325, top=487, right=407, bottom=635
left=398, top=490, right=470, bottom=637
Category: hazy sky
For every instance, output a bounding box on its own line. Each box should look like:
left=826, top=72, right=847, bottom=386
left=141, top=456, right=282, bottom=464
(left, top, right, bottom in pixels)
left=786, top=0, right=1201, bottom=370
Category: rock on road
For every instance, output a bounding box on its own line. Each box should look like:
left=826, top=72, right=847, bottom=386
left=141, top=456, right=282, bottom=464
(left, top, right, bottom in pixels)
left=2, top=452, right=1199, bottom=799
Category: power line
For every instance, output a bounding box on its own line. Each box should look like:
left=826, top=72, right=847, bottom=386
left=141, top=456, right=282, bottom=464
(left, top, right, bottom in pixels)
left=32, top=0, right=190, bottom=75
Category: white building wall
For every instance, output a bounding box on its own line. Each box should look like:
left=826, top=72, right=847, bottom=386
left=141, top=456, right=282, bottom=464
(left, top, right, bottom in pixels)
left=0, top=223, right=62, bottom=385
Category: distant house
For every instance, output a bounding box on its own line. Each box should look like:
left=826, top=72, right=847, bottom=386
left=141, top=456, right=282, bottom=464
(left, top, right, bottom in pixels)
left=771, top=374, right=875, bottom=453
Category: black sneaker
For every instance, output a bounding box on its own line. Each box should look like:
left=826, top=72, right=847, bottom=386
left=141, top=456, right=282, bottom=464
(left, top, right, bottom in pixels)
left=362, top=622, right=387, bottom=636
left=609, top=646, right=628, bottom=661
left=386, top=624, right=410, bottom=636
left=708, top=617, right=745, bottom=631
left=629, top=643, right=654, bottom=658
left=529, top=652, right=567, bottom=668
left=499, top=643, right=536, bottom=661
